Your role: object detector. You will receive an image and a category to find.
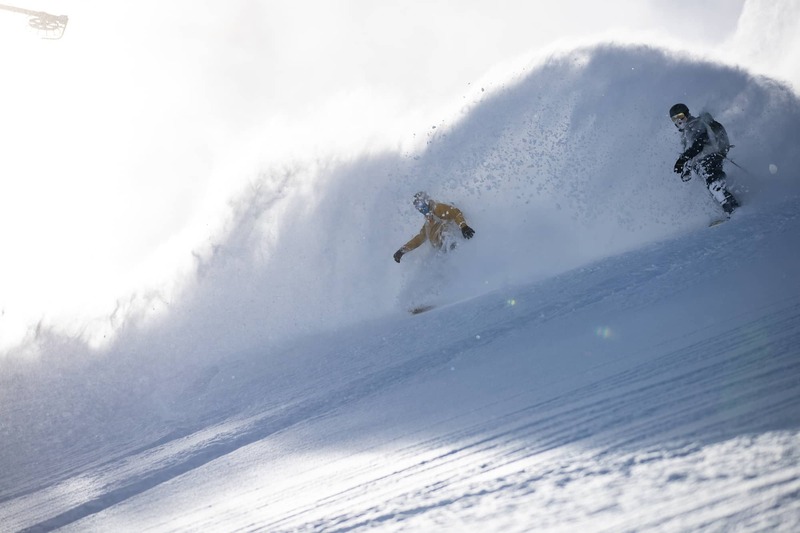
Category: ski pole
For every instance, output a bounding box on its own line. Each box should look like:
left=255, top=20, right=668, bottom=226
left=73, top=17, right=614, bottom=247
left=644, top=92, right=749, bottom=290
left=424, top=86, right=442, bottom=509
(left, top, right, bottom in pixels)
left=724, top=155, right=757, bottom=179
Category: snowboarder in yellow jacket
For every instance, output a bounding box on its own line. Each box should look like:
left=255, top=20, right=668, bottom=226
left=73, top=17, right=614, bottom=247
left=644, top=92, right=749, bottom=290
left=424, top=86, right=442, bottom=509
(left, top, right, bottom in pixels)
left=393, top=192, right=475, bottom=263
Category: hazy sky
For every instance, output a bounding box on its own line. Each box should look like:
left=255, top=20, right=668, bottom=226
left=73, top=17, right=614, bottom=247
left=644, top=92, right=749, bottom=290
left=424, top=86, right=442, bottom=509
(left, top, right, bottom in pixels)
left=0, top=0, right=769, bottom=349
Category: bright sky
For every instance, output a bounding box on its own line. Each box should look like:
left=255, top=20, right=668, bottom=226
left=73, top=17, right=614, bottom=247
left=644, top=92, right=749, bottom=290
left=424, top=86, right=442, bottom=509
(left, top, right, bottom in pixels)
left=0, top=0, right=770, bottom=351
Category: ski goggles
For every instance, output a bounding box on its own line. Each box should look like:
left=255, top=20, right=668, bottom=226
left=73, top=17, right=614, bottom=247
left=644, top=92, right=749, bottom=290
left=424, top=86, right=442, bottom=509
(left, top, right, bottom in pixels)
left=671, top=112, right=687, bottom=123
left=413, top=197, right=430, bottom=214
left=671, top=112, right=688, bottom=128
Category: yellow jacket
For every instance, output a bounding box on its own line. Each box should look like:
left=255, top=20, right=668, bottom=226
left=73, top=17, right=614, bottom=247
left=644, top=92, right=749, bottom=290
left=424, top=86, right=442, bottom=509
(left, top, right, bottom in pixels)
left=401, top=201, right=468, bottom=252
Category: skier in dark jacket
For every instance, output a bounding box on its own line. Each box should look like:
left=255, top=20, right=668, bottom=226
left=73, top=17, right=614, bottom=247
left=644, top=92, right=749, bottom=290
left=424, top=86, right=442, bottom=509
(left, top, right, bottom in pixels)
left=670, top=103, right=739, bottom=215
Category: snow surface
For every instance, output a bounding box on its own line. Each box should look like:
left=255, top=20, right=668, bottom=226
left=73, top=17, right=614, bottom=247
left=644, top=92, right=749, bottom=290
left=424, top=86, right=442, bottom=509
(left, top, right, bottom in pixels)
left=2, top=42, right=800, bottom=532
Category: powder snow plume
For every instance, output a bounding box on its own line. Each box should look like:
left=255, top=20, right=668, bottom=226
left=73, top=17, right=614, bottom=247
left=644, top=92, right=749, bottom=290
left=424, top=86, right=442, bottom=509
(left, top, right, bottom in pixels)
left=4, top=43, right=800, bottom=362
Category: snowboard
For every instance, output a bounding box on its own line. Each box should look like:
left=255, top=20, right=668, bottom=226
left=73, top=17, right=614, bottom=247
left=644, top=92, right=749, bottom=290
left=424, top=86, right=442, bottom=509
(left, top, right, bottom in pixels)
left=409, top=304, right=436, bottom=315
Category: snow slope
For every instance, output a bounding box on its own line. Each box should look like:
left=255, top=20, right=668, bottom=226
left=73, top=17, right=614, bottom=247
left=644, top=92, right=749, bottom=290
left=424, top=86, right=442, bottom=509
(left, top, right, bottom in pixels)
left=1, top=44, right=800, bottom=531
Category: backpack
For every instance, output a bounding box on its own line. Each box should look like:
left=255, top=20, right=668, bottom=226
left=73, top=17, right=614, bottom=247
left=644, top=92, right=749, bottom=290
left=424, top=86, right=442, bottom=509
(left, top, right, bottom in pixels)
left=700, top=113, right=731, bottom=155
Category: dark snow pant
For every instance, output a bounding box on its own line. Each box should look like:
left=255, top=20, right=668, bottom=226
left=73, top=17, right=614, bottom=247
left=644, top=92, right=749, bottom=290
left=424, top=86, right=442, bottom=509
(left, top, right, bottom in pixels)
left=695, top=153, right=739, bottom=214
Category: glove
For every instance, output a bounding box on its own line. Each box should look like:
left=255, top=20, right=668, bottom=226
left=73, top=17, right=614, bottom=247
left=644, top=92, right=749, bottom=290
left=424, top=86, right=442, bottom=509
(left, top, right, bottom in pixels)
left=393, top=249, right=404, bottom=263
left=680, top=168, right=692, bottom=182
left=674, top=155, right=689, bottom=174
left=461, top=225, right=475, bottom=239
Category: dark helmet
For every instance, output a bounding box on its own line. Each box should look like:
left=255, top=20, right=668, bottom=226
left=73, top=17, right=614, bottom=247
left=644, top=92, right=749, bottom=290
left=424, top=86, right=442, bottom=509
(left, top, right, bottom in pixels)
left=669, top=103, right=690, bottom=118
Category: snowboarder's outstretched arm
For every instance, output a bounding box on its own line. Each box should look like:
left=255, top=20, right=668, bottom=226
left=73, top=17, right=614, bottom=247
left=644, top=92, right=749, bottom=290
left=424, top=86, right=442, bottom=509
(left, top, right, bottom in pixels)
left=394, top=226, right=427, bottom=263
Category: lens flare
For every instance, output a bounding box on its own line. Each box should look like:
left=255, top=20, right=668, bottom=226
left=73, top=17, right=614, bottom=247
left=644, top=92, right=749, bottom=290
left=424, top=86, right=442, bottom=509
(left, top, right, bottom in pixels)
left=595, top=326, right=614, bottom=339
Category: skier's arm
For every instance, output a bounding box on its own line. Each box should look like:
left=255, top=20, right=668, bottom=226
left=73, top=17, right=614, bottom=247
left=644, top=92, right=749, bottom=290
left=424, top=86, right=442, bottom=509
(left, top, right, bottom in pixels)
left=395, top=225, right=427, bottom=262
left=434, top=203, right=475, bottom=239
left=674, top=130, right=710, bottom=175
left=681, top=130, right=709, bottom=160
left=433, top=203, right=467, bottom=227
left=403, top=226, right=428, bottom=252
left=394, top=227, right=427, bottom=263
